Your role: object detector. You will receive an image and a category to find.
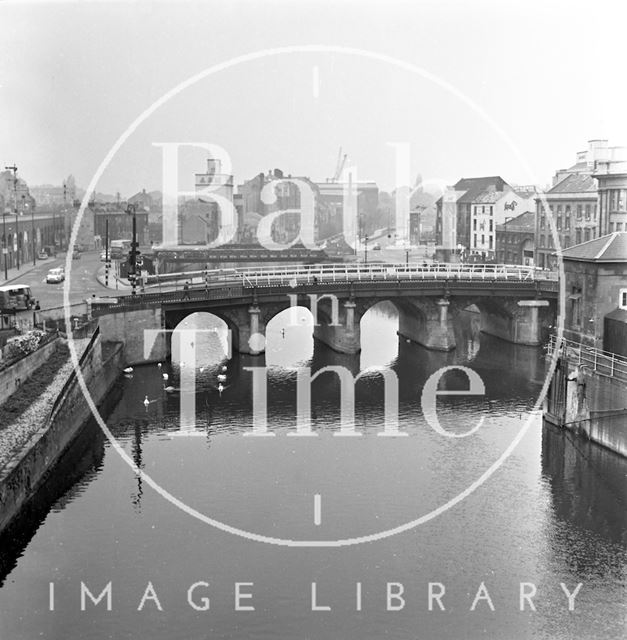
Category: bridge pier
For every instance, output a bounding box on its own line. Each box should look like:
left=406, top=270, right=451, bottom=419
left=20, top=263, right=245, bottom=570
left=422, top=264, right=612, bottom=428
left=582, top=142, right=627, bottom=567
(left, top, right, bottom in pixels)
left=235, top=305, right=267, bottom=355
left=313, top=299, right=361, bottom=354
left=398, top=298, right=456, bottom=351
left=480, top=299, right=546, bottom=346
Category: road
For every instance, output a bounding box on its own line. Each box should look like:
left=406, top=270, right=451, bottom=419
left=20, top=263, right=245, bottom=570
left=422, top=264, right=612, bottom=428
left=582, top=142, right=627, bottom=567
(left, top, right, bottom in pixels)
left=11, top=251, right=109, bottom=309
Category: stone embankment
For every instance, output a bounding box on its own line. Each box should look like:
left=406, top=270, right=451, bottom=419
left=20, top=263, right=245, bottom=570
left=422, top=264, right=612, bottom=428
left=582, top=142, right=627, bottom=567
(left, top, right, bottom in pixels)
left=0, top=328, right=124, bottom=532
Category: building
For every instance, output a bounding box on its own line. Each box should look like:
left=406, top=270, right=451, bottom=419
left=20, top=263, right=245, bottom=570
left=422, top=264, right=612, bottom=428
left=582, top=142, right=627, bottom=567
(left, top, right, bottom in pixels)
left=552, top=139, right=615, bottom=186
left=128, top=189, right=162, bottom=220
left=436, top=176, right=509, bottom=256
left=594, top=151, right=627, bottom=236
left=495, top=210, right=535, bottom=265
left=468, top=186, right=536, bottom=259
left=558, top=232, right=627, bottom=351
left=534, top=173, right=599, bottom=269
left=92, top=204, right=149, bottom=247
left=315, top=179, right=379, bottom=240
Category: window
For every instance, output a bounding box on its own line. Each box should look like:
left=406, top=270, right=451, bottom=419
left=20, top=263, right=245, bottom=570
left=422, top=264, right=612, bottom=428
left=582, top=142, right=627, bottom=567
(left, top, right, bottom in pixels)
left=611, top=190, right=619, bottom=211
left=489, top=236, right=493, bottom=250
left=584, top=228, right=591, bottom=241
left=617, top=222, right=624, bottom=232
left=564, top=236, right=570, bottom=248
left=565, top=211, right=571, bottom=230
left=489, top=206, right=493, bottom=216
left=473, top=233, right=477, bottom=247
left=557, top=204, right=563, bottom=214
left=576, top=229, right=582, bottom=244
left=557, top=215, right=562, bottom=231
left=619, top=190, right=627, bottom=211
left=620, top=289, right=627, bottom=310
left=570, top=286, right=582, bottom=328
left=540, top=234, right=546, bottom=247
left=577, top=204, right=583, bottom=219
left=489, top=220, right=493, bottom=232
left=585, top=204, right=591, bottom=220
left=540, top=215, right=546, bottom=229
left=481, top=234, right=485, bottom=245
left=473, top=219, right=477, bottom=231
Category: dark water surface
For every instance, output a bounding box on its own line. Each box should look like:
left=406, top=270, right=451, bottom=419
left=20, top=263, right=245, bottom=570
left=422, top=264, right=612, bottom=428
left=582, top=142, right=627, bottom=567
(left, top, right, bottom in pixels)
left=0, top=307, right=625, bottom=640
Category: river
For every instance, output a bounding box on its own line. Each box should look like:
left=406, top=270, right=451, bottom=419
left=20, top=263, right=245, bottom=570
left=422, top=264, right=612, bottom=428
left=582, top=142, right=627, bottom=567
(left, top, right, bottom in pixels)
left=0, top=305, right=625, bottom=640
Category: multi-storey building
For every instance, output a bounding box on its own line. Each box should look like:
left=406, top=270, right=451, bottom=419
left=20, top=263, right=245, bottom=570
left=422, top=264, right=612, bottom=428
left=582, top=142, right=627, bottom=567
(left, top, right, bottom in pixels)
left=594, top=152, right=627, bottom=235
left=468, top=187, right=536, bottom=259
left=435, top=176, right=508, bottom=255
left=534, top=174, right=598, bottom=269
left=495, top=210, right=535, bottom=265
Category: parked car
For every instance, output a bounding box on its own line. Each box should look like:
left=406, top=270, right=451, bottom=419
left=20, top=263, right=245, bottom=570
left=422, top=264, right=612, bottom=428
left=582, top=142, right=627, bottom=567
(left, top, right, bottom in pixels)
left=46, top=268, right=65, bottom=284
left=72, top=251, right=81, bottom=260
left=38, top=251, right=48, bottom=260
left=372, top=242, right=382, bottom=250
left=100, top=250, right=109, bottom=262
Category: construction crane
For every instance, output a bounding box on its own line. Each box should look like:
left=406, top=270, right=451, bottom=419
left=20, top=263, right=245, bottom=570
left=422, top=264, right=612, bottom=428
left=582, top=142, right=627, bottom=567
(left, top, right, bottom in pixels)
left=330, top=147, right=347, bottom=182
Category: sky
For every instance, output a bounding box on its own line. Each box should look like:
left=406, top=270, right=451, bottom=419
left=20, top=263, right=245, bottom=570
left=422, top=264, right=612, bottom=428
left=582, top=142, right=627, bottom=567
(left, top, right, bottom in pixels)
left=1, top=0, right=626, bottom=198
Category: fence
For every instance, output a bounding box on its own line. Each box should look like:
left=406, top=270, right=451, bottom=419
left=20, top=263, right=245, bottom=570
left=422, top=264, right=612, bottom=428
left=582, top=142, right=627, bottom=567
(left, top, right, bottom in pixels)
left=546, top=334, right=627, bottom=383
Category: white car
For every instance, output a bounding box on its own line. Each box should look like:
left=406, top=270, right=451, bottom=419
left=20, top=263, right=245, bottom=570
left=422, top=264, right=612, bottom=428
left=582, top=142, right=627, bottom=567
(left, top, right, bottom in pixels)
left=46, top=267, right=65, bottom=284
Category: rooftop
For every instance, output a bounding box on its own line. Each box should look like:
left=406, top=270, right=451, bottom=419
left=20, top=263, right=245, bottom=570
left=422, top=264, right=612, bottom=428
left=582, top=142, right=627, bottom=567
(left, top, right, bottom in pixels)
left=558, top=232, right=627, bottom=262
left=496, top=210, right=535, bottom=231
left=547, top=173, right=597, bottom=194
left=453, top=176, right=508, bottom=203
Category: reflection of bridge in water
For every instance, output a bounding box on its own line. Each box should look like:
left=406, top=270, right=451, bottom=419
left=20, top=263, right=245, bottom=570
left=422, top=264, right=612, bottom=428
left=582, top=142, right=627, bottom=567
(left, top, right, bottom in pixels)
left=92, top=263, right=559, bottom=365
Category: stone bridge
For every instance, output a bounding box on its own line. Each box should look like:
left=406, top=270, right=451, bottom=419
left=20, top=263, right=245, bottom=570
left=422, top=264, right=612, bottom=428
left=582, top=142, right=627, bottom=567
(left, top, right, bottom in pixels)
left=91, top=263, right=560, bottom=365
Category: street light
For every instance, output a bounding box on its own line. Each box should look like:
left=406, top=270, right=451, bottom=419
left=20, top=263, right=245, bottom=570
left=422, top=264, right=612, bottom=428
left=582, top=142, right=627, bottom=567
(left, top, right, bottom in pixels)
left=1, top=209, right=7, bottom=280
left=364, top=235, right=369, bottom=264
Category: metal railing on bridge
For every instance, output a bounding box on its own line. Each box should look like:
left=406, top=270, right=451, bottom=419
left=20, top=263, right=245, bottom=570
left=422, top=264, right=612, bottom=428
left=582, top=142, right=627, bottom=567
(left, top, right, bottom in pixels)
left=546, top=334, right=627, bottom=383
left=145, top=263, right=559, bottom=290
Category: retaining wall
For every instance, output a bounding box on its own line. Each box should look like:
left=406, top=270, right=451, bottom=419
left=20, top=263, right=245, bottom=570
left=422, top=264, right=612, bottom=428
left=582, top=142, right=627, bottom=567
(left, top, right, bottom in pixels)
left=0, top=332, right=123, bottom=532
left=0, top=337, right=60, bottom=407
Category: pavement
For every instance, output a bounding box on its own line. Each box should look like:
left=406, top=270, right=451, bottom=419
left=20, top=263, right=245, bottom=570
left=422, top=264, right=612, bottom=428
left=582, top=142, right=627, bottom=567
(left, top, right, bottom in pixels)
left=1, top=254, right=64, bottom=286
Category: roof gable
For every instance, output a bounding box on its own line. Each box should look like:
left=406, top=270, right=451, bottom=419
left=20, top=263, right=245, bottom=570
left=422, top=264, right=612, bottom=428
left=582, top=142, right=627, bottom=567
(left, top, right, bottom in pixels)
left=560, top=232, right=627, bottom=262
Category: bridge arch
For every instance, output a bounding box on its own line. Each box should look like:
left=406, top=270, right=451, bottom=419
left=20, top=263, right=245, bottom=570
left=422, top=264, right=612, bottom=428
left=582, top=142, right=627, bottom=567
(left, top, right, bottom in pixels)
left=265, top=305, right=315, bottom=366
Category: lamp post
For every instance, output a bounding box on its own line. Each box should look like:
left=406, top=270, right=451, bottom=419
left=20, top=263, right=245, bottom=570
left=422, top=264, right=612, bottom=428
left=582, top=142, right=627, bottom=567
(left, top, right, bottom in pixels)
left=364, top=234, right=369, bottom=264
left=15, top=209, right=19, bottom=270
left=1, top=210, right=7, bottom=280
left=105, top=217, right=110, bottom=288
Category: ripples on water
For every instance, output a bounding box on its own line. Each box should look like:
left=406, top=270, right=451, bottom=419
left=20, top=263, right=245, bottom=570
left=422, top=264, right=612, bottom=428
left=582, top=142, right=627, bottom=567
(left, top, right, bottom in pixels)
left=0, top=306, right=625, bottom=640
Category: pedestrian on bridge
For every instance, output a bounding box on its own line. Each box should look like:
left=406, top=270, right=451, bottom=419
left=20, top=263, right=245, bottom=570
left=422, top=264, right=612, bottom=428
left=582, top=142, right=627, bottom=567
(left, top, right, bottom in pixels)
left=182, top=280, right=191, bottom=301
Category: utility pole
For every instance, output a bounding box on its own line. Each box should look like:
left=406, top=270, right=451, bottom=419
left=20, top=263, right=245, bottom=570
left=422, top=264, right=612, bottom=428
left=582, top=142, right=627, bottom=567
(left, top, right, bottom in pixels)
left=126, top=203, right=139, bottom=296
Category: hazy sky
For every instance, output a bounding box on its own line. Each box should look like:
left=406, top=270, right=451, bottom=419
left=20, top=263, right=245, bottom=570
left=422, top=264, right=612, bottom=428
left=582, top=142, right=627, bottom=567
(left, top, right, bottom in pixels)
left=1, top=0, right=626, bottom=197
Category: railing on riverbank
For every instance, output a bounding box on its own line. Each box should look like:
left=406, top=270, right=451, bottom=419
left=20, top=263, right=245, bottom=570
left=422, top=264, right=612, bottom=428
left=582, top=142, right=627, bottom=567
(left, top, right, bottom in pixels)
left=546, top=334, right=627, bottom=383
